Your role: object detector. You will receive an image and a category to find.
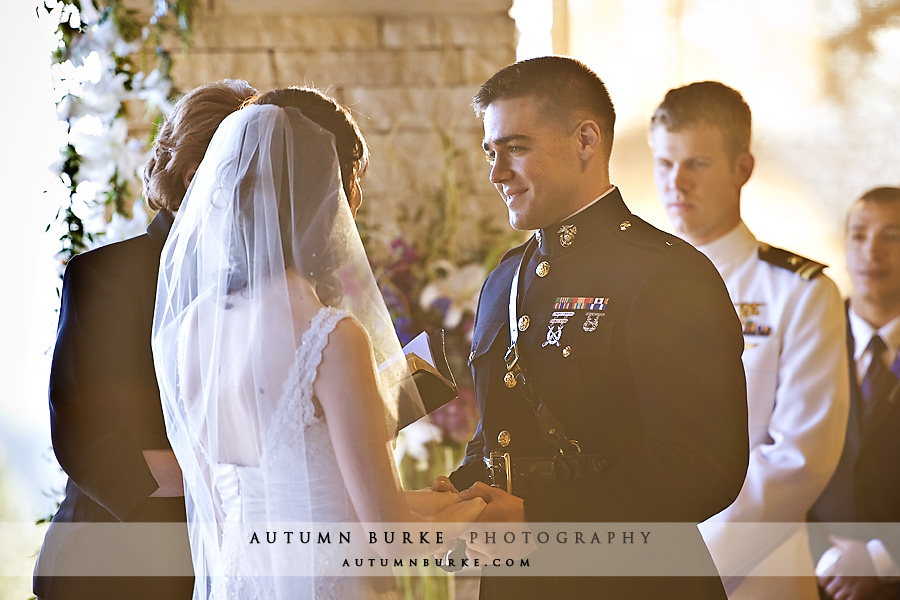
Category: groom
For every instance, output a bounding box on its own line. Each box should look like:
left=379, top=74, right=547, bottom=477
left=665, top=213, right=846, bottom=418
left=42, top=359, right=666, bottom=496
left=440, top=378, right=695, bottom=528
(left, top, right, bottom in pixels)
left=441, top=56, right=749, bottom=599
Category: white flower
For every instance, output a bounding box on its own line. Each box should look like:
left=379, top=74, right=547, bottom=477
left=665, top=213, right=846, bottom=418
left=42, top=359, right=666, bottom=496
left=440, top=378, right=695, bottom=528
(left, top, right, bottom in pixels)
left=70, top=117, right=118, bottom=186
left=101, top=202, right=150, bottom=245
left=134, top=69, right=174, bottom=116
left=70, top=180, right=109, bottom=231
left=80, top=70, right=130, bottom=123
left=77, top=0, right=101, bottom=26
left=79, top=50, right=103, bottom=84
left=70, top=117, right=147, bottom=214
left=77, top=18, right=120, bottom=56
left=393, top=420, right=442, bottom=471
left=419, top=260, right=486, bottom=329
left=50, top=60, right=83, bottom=102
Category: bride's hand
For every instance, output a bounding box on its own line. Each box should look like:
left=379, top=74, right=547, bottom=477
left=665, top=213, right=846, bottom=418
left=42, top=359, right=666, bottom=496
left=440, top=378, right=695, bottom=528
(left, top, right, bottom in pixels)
left=403, top=489, right=464, bottom=517
left=432, top=495, right=486, bottom=524
left=428, top=496, right=486, bottom=554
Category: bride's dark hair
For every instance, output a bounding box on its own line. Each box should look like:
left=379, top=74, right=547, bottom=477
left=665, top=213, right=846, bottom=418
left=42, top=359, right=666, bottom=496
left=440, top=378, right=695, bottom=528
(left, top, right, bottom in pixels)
left=249, top=87, right=369, bottom=204
left=225, top=92, right=366, bottom=305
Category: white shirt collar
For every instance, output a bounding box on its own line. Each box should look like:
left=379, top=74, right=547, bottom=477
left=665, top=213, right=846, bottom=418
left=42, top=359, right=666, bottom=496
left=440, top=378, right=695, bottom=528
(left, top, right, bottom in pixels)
left=694, top=221, right=757, bottom=277
left=848, top=305, right=900, bottom=361
left=558, top=185, right=617, bottom=223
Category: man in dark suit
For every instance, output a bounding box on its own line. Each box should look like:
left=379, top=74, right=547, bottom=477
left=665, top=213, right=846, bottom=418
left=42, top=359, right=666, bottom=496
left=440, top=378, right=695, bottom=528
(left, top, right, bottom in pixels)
left=443, top=56, right=749, bottom=599
left=809, top=186, right=900, bottom=600
left=33, top=80, right=257, bottom=600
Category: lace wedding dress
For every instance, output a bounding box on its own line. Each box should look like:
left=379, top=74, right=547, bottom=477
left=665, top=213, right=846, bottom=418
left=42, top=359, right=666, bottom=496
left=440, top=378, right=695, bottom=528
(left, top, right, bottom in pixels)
left=153, top=104, right=414, bottom=600
left=210, top=307, right=395, bottom=600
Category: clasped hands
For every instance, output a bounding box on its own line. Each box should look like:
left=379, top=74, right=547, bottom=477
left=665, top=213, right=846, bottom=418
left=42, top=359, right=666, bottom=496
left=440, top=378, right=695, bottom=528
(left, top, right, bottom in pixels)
left=403, top=476, right=535, bottom=563
left=817, top=535, right=894, bottom=600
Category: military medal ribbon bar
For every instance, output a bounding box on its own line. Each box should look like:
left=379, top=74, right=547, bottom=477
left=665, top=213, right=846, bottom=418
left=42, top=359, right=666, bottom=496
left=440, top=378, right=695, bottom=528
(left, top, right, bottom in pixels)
left=554, top=297, right=608, bottom=311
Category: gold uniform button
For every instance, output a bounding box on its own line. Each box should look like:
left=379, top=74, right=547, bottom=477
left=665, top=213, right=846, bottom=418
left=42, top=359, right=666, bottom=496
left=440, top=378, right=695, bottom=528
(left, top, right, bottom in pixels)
left=504, top=372, right=517, bottom=388
left=518, top=315, right=530, bottom=331
left=619, top=220, right=632, bottom=231
left=469, top=350, right=476, bottom=362
left=498, top=430, right=511, bottom=447
left=536, top=261, right=550, bottom=277
left=562, top=345, right=572, bottom=358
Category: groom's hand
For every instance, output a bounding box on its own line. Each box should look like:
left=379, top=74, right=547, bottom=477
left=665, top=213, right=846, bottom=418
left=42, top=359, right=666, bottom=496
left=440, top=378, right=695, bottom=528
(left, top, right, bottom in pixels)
left=459, top=482, right=525, bottom=523
left=460, top=483, right=535, bottom=562
left=431, top=476, right=458, bottom=494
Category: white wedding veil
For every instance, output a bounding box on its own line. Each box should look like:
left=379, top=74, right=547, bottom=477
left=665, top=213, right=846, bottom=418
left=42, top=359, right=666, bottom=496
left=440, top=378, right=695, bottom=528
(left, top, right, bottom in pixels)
left=151, top=103, right=421, bottom=597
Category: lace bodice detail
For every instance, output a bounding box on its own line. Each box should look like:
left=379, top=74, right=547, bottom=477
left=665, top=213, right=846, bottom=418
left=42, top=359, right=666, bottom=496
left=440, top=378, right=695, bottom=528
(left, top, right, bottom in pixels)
left=212, top=306, right=392, bottom=599
left=266, top=306, right=349, bottom=464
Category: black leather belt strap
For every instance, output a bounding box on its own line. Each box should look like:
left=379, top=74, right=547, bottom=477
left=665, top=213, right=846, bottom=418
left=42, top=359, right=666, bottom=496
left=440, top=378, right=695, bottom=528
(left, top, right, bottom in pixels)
left=487, top=450, right=614, bottom=496
left=505, top=236, right=581, bottom=456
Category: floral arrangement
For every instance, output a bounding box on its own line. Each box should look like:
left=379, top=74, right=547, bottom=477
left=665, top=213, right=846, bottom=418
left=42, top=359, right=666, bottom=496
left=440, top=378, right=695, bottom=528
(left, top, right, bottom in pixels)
left=44, top=0, right=194, bottom=269
left=379, top=235, right=487, bottom=487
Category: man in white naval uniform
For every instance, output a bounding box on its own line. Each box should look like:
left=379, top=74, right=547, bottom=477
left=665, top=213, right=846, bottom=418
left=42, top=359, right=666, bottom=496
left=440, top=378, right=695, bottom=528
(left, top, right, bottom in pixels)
left=650, top=81, right=850, bottom=600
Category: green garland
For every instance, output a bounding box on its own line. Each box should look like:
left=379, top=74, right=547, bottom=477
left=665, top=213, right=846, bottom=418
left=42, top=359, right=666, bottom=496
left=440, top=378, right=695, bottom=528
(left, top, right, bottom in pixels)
left=44, top=0, right=195, bottom=269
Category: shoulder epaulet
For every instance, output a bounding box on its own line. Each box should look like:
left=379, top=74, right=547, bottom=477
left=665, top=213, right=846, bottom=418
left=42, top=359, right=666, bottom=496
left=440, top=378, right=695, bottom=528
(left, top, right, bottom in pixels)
left=758, top=243, right=827, bottom=280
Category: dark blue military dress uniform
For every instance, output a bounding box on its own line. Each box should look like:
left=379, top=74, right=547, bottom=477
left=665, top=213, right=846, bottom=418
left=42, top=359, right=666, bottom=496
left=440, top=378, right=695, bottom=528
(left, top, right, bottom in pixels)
left=451, top=188, right=749, bottom=599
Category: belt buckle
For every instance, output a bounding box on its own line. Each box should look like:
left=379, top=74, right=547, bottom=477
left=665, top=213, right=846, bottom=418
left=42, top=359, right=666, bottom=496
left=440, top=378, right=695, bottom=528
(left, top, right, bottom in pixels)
left=504, top=344, right=519, bottom=371
left=504, top=344, right=524, bottom=388
left=488, top=450, right=513, bottom=495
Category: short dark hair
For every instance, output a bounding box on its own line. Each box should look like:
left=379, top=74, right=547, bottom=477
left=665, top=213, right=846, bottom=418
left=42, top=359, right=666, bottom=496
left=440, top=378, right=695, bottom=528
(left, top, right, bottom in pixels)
left=846, top=186, right=900, bottom=233
left=651, top=81, right=751, bottom=162
left=250, top=87, right=368, bottom=202
left=473, top=55, right=616, bottom=158
left=857, top=186, right=900, bottom=205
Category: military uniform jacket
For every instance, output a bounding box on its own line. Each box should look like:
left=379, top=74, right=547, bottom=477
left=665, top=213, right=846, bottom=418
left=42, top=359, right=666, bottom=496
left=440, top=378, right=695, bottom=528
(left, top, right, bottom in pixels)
left=694, top=222, right=849, bottom=600
left=34, top=210, right=193, bottom=600
left=450, top=189, right=749, bottom=598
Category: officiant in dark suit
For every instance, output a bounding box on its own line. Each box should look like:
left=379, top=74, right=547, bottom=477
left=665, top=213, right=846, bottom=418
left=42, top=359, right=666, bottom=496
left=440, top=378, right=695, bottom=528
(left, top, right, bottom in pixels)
left=809, top=186, right=900, bottom=600
left=33, top=79, right=257, bottom=600
left=444, top=56, right=749, bottom=599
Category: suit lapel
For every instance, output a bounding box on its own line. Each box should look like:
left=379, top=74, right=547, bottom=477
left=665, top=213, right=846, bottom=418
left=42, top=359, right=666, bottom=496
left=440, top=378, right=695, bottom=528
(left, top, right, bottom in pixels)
left=147, top=209, right=175, bottom=250
left=844, top=310, right=864, bottom=460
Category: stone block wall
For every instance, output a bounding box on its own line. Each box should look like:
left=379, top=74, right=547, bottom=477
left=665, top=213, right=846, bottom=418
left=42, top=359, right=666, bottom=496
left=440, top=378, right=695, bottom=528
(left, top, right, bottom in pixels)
left=148, top=0, right=518, bottom=261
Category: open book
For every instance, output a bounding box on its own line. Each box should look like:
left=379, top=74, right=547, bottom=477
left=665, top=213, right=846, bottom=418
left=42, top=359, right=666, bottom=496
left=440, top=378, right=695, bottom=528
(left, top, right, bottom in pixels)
left=396, top=330, right=459, bottom=430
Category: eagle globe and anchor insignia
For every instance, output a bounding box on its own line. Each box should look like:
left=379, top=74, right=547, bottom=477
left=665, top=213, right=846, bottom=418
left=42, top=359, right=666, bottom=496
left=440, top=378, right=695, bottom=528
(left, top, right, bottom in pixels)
left=558, top=224, right=577, bottom=247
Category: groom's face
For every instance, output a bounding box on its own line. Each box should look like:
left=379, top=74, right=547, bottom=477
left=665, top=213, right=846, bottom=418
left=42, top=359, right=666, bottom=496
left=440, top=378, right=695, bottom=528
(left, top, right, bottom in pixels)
left=481, top=96, right=583, bottom=231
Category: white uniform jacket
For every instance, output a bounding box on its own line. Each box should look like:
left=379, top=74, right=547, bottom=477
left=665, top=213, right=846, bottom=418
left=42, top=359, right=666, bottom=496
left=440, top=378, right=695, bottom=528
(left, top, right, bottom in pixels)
left=696, top=222, right=850, bottom=600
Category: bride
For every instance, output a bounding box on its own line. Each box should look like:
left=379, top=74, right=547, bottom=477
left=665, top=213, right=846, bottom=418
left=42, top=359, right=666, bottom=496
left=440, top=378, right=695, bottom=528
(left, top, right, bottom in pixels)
left=151, top=88, right=484, bottom=599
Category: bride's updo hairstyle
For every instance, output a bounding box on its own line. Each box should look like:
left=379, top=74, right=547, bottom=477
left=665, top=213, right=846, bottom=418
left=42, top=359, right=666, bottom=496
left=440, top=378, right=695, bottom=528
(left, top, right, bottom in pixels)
left=143, top=79, right=257, bottom=211
left=249, top=87, right=369, bottom=209
left=223, top=88, right=369, bottom=303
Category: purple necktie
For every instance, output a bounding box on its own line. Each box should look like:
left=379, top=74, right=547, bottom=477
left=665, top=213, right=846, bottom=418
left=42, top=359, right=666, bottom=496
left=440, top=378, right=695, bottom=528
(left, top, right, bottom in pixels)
left=861, top=335, right=895, bottom=412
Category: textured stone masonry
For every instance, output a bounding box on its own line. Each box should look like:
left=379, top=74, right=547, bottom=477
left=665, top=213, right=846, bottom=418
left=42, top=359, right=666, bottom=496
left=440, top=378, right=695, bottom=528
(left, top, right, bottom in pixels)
left=150, top=0, right=516, bottom=260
